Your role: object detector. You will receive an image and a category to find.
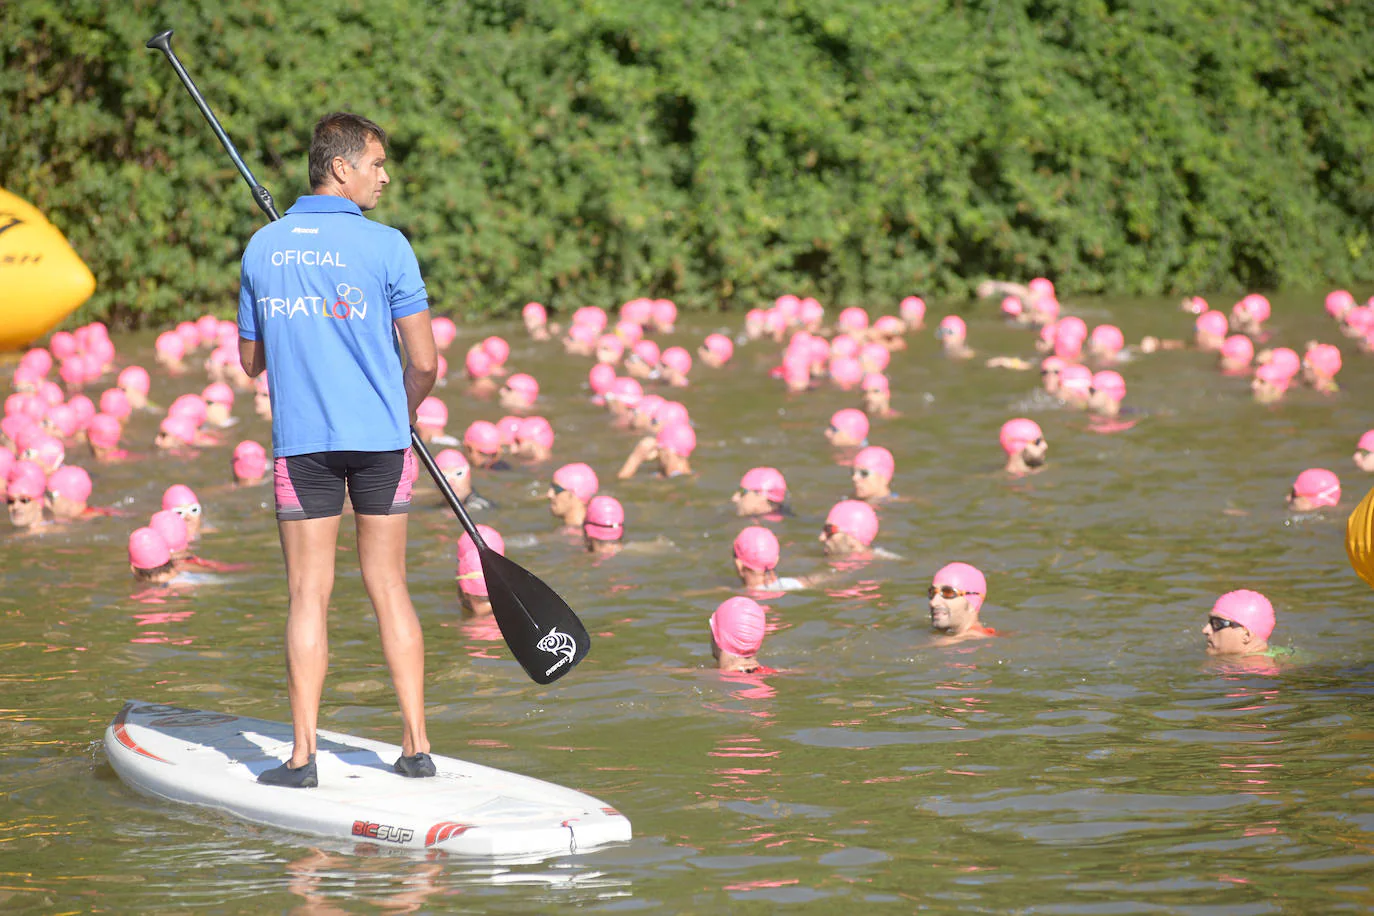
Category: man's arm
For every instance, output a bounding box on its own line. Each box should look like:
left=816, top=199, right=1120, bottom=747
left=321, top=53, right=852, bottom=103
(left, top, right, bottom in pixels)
left=394, top=310, right=438, bottom=422
left=239, top=337, right=265, bottom=378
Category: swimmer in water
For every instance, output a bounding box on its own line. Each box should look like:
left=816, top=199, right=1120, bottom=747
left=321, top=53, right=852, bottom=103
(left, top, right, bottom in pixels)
left=118, top=366, right=151, bottom=411
left=462, top=421, right=506, bottom=470
left=1088, top=371, right=1127, bottom=418
left=232, top=440, right=269, bottom=487
left=45, top=466, right=96, bottom=520
left=709, top=596, right=769, bottom=674
left=465, top=347, right=499, bottom=398
left=733, top=526, right=808, bottom=591
left=548, top=462, right=598, bottom=528
left=606, top=378, right=643, bottom=424
left=202, top=383, right=236, bottom=428
left=522, top=302, right=552, bottom=340
left=624, top=340, right=659, bottom=381
left=161, top=484, right=203, bottom=541
left=481, top=336, right=511, bottom=377
left=618, top=422, right=695, bottom=479
left=583, top=495, right=624, bottom=557
left=936, top=315, right=974, bottom=359
left=498, top=373, right=539, bottom=411
left=660, top=347, right=692, bottom=388
left=434, top=449, right=494, bottom=511
left=851, top=446, right=894, bottom=503
left=130, top=527, right=179, bottom=584
left=820, top=500, right=879, bottom=559
left=86, top=413, right=128, bottom=462
left=1354, top=431, right=1374, bottom=473
left=1058, top=365, right=1092, bottom=409
left=1230, top=294, right=1271, bottom=338
left=860, top=373, right=896, bottom=418
left=999, top=418, right=1048, bottom=476
left=1301, top=343, right=1341, bottom=394
left=7, top=460, right=47, bottom=530
left=1251, top=362, right=1290, bottom=405
left=1194, top=310, right=1228, bottom=351
left=512, top=416, right=554, bottom=463
left=928, top=562, right=995, bottom=643
left=825, top=408, right=869, bottom=449
left=1218, top=335, right=1254, bottom=374
left=1203, top=590, right=1281, bottom=658
left=1086, top=324, right=1125, bottom=364
left=698, top=333, right=734, bottom=368
left=733, top=466, right=789, bottom=518
left=153, top=331, right=187, bottom=375
left=1286, top=468, right=1340, bottom=513
left=414, top=397, right=450, bottom=444
left=1039, top=356, right=1065, bottom=395
left=457, top=525, right=504, bottom=617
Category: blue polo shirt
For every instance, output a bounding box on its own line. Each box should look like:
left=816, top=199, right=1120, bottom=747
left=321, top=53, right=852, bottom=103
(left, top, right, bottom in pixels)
left=237, top=195, right=429, bottom=457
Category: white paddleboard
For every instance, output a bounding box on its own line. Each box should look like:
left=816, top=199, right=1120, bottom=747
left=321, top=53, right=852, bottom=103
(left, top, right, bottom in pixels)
left=104, top=701, right=631, bottom=859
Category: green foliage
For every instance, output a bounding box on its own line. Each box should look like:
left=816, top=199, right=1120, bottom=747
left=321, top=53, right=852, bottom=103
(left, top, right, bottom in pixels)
left=3, top=0, right=1371, bottom=326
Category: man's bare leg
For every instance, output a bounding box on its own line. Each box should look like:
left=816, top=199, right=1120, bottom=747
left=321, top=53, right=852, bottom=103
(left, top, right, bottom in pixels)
left=278, top=515, right=341, bottom=767
left=355, top=512, right=429, bottom=758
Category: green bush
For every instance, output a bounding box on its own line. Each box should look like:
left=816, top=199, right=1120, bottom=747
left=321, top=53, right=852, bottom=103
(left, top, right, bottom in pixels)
left=3, top=0, right=1371, bottom=326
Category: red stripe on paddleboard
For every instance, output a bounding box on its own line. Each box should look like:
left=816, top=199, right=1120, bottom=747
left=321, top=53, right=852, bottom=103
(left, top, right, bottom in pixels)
left=425, top=821, right=473, bottom=847
left=113, top=705, right=169, bottom=764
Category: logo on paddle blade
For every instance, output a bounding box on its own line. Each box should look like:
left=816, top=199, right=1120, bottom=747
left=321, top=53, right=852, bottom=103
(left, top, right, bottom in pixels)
left=538, top=627, right=577, bottom=677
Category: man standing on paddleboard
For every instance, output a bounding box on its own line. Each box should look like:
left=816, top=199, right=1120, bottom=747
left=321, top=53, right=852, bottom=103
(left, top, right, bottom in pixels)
left=237, top=113, right=439, bottom=787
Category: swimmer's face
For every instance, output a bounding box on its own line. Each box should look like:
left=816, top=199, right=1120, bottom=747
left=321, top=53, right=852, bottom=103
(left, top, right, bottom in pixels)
left=861, top=390, right=889, bottom=413
left=825, top=425, right=863, bottom=448
left=154, top=430, right=183, bottom=450
left=1251, top=377, right=1284, bottom=404
left=820, top=526, right=865, bottom=558
left=254, top=391, right=271, bottom=418
left=464, top=444, right=500, bottom=469
left=851, top=467, right=890, bottom=502
left=1354, top=448, right=1374, bottom=473
left=733, top=488, right=774, bottom=517
left=1202, top=614, right=1250, bottom=656
left=47, top=491, right=84, bottom=521
left=497, top=386, right=531, bottom=410
left=1087, top=387, right=1120, bottom=414
left=547, top=484, right=576, bottom=518
left=205, top=402, right=231, bottom=426
left=1285, top=489, right=1323, bottom=513
left=1040, top=367, right=1061, bottom=393
left=8, top=494, right=42, bottom=528
left=929, top=584, right=975, bottom=633
left=445, top=468, right=472, bottom=500
left=172, top=504, right=202, bottom=540
left=1060, top=386, right=1091, bottom=409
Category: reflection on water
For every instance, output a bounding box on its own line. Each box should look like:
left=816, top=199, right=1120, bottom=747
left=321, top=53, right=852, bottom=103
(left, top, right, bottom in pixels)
left=4, top=293, right=1374, bottom=911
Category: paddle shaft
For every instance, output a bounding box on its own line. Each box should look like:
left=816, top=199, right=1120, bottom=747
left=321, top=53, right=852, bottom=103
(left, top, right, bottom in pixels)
left=145, top=29, right=490, bottom=551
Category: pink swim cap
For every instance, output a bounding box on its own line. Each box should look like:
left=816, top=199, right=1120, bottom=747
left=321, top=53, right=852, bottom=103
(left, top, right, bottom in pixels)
left=661, top=347, right=692, bottom=376
left=588, top=363, right=617, bottom=395
left=1089, top=324, right=1125, bottom=354
left=13, top=421, right=45, bottom=453
left=1029, top=277, right=1055, bottom=299
left=1091, top=370, right=1126, bottom=401
left=98, top=387, right=131, bottom=421
left=574, top=306, right=609, bottom=333
left=162, top=484, right=199, bottom=513
left=496, top=416, right=522, bottom=447
left=431, top=316, right=458, bottom=348
left=740, top=466, right=787, bottom=504
left=1036, top=297, right=1061, bottom=321
left=159, top=415, right=197, bottom=444
left=862, top=372, right=889, bottom=394
left=44, top=464, right=90, bottom=504
left=828, top=356, right=863, bottom=388
left=150, top=509, right=189, bottom=553
left=482, top=336, right=510, bottom=367
left=1059, top=364, right=1092, bottom=394
left=1325, top=290, right=1356, bottom=318
left=1001, top=296, right=1023, bottom=317
left=25, top=434, right=65, bottom=473
left=12, top=364, right=42, bottom=390
left=899, top=296, right=926, bottom=324
left=621, top=298, right=653, bottom=326
left=7, top=460, right=46, bottom=500
left=1039, top=321, right=1059, bottom=346
left=504, top=373, right=539, bottom=403
left=710, top=596, right=766, bottom=657
left=702, top=333, right=734, bottom=363
left=829, top=408, right=869, bottom=444
left=652, top=299, right=678, bottom=329
left=87, top=413, right=122, bottom=449
left=517, top=416, right=554, bottom=450
left=854, top=445, right=895, bottom=480
left=128, top=527, right=172, bottom=571
left=1304, top=343, right=1341, bottom=379
left=631, top=339, right=661, bottom=367
left=859, top=342, right=890, bottom=373
left=634, top=394, right=665, bottom=421
left=233, top=439, right=267, bottom=462
left=435, top=448, right=469, bottom=475
left=873, top=315, right=903, bottom=336
left=44, top=404, right=79, bottom=438
left=522, top=302, right=547, bottom=324
left=657, top=421, right=696, bottom=457
left=20, top=348, right=52, bottom=378
left=553, top=462, right=598, bottom=502
left=1254, top=362, right=1291, bottom=390
left=1220, top=334, right=1255, bottom=365
left=1236, top=293, right=1271, bottom=323
left=999, top=418, right=1044, bottom=456
left=932, top=562, right=987, bottom=613
left=1292, top=468, right=1340, bottom=507
left=615, top=321, right=643, bottom=346
left=168, top=394, right=207, bottom=427
left=1345, top=306, right=1374, bottom=334
left=1267, top=347, right=1301, bottom=380
left=799, top=297, right=825, bottom=326
left=175, top=322, right=200, bottom=351
left=457, top=525, right=505, bottom=595
left=831, top=335, right=860, bottom=359
left=1211, top=589, right=1274, bottom=641
left=653, top=401, right=690, bottom=429
left=583, top=495, right=625, bottom=541
left=1056, top=316, right=1087, bottom=341
left=202, top=382, right=234, bottom=406
left=464, top=420, right=502, bottom=455
left=608, top=377, right=643, bottom=408
left=465, top=346, right=493, bottom=379
left=416, top=397, right=448, bottom=427
left=154, top=331, right=186, bottom=359
left=825, top=499, right=879, bottom=547
left=1195, top=310, right=1228, bottom=337
left=938, top=314, right=966, bottom=339
left=1358, top=430, right=1374, bottom=453
left=49, top=331, right=77, bottom=360
left=194, top=314, right=219, bottom=346
left=734, top=526, right=780, bottom=571
left=838, top=307, right=870, bottom=333
left=233, top=451, right=268, bottom=481
left=66, top=394, right=95, bottom=428
left=58, top=358, right=86, bottom=388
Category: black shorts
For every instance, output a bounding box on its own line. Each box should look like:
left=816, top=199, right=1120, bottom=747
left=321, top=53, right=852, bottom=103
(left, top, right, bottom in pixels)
left=274, top=449, right=416, bottom=521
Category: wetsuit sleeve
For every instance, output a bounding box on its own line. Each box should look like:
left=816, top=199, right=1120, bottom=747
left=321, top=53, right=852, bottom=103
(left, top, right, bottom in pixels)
left=237, top=250, right=259, bottom=341
left=388, top=234, right=429, bottom=319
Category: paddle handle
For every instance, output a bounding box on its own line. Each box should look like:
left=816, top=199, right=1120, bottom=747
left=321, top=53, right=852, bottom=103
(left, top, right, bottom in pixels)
left=145, top=29, right=280, bottom=222
left=409, top=429, right=487, bottom=549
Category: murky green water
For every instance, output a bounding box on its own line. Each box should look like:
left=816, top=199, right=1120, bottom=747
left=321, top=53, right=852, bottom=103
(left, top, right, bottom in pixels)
left=3, top=293, right=1373, bottom=913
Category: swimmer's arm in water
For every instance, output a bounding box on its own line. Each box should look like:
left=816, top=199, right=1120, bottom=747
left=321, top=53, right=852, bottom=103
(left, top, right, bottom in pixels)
left=985, top=356, right=1035, bottom=370
left=617, top=436, right=658, bottom=480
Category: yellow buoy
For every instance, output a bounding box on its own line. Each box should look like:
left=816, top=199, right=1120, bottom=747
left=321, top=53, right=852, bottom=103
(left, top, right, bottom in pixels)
left=0, top=189, right=96, bottom=351
left=1348, top=484, right=1374, bottom=590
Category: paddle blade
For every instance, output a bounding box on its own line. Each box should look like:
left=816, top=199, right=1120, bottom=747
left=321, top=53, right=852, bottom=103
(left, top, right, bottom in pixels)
left=479, top=548, right=590, bottom=684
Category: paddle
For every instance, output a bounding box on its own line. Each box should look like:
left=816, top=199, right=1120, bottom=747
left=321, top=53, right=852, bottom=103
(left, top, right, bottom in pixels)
left=145, top=29, right=590, bottom=685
